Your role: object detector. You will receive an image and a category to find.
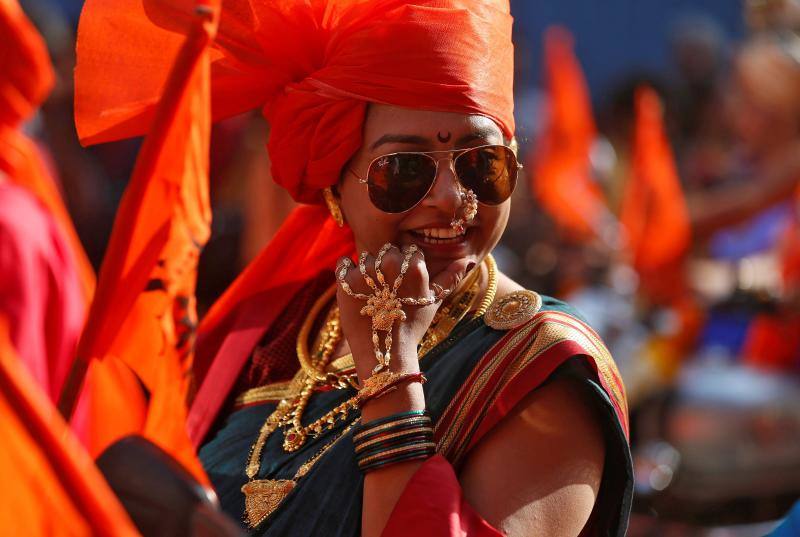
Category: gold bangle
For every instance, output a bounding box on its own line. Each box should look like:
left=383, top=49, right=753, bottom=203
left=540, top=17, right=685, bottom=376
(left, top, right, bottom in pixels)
left=356, top=371, right=426, bottom=406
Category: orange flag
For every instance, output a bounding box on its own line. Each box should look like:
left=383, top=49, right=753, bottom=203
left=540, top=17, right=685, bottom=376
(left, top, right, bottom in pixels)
left=59, top=1, right=219, bottom=483
left=0, top=0, right=94, bottom=303
left=621, top=86, right=691, bottom=301
left=0, top=318, right=139, bottom=535
left=531, top=26, right=611, bottom=242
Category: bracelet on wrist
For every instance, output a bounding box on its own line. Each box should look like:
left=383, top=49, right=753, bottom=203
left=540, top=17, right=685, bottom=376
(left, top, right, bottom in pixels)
left=353, top=410, right=435, bottom=474
left=356, top=371, right=426, bottom=408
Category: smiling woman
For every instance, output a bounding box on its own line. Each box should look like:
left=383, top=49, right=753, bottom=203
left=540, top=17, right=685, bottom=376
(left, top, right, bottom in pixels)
left=72, top=0, right=632, bottom=536
left=338, top=106, right=514, bottom=278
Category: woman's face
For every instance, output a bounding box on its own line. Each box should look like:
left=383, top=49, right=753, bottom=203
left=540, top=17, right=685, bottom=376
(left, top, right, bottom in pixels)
left=337, top=104, right=511, bottom=277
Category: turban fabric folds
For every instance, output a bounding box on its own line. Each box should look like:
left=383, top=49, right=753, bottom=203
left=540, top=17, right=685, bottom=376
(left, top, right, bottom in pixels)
left=75, top=0, right=514, bottom=202
left=74, top=0, right=515, bottom=443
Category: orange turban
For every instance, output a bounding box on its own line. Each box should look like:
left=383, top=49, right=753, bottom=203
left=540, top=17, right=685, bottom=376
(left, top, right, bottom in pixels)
left=75, top=0, right=514, bottom=203
left=74, top=0, right=515, bottom=443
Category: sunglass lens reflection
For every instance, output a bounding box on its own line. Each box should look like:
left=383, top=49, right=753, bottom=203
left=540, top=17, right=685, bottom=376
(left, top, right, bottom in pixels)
left=367, top=153, right=436, bottom=213
left=455, top=146, right=517, bottom=205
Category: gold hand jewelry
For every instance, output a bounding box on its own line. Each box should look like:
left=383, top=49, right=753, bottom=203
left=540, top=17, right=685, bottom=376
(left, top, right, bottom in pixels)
left=358, top=251, right=379, bottom=291
left=339, top=244, right=444, bottom=374
left=374, top=242, right=393, bottom=287
left=337, top=258, right=369, bottom=300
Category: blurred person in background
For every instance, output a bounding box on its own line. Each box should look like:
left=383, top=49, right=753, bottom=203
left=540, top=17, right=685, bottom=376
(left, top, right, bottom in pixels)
left=626, top=4, right=800, bottom=531
left=684, top=27, right=800, bottom=372
left=0, top=0, right=90, bottom=402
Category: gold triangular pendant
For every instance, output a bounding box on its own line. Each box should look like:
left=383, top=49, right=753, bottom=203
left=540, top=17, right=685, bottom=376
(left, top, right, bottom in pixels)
left=242, top=479, right=296, bottom=528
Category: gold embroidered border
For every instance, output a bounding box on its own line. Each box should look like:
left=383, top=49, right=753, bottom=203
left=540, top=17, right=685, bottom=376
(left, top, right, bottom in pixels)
left=538, top=312, right=626, bottom=410
left=435, top=319, right=540, bottom=458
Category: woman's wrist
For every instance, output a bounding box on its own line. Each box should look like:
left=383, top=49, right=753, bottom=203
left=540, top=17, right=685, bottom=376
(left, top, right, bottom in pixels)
left=350, top=337, right=425, bottom=422
left=352, top=345, right=420, bottom=382
left=360, top=379, right=426, bottom=423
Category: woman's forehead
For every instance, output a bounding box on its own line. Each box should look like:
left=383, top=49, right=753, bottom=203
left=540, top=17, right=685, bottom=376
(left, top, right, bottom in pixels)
left=363, top=104, right=504, bottom=149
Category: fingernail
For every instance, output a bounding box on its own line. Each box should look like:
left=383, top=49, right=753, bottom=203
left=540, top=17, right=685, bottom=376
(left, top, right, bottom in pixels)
left=466, top=262, right=476, bottom=273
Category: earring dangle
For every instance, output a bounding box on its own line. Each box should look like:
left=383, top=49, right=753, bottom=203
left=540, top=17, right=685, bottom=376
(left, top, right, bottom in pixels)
left=323, top=187, right=344, bottom=227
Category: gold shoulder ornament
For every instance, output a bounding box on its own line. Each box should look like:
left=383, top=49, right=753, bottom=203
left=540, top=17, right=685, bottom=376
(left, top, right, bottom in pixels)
left=484, top=290, right=542, bottom=330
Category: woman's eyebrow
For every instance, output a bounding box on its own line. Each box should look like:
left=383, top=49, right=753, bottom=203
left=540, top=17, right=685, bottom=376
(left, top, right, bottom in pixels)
left=370, top=134, right=429, bottom=150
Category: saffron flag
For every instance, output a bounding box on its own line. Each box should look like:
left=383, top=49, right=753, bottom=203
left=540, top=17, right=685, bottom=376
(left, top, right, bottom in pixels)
left=0, top=318, right=139, bottom=535
left=0, top=0, right=52, bottom=127
left=59, top=1, right=219, bottom=483
left=620, top=86, right=691, bottom=300
left=531, top=26, right=610, bottom=242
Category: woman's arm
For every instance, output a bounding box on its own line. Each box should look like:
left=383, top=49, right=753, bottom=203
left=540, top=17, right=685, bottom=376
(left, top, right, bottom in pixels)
left=360, top=378, right=427, bottom=537
left=458, top=375, right=605, bottom=537
left=688, top=141, right=800, bottom=239
left=361, top=374, right=605, bottom=537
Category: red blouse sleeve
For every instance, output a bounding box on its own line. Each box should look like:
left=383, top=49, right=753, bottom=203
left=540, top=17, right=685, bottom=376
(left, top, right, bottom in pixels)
left=382, top=455, right=504, bottom=537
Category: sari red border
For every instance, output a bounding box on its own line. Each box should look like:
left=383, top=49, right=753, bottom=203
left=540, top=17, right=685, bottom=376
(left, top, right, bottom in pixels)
left=435, top=310, right=629, bottom=469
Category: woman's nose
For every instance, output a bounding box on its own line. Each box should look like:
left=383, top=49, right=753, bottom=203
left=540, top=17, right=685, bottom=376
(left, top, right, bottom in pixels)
left=420, top=157, right=462, bottom=214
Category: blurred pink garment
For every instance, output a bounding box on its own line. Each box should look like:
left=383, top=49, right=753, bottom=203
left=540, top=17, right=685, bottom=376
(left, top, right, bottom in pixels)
left=0, top=180, right=85, bottom=401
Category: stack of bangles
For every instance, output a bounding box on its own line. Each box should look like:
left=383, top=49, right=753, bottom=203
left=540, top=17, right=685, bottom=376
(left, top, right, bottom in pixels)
left=353, top=410, right=435, bottom=473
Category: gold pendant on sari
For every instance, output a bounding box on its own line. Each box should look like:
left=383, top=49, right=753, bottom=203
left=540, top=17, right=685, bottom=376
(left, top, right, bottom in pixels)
left=242, top=479, right=296, bottom=528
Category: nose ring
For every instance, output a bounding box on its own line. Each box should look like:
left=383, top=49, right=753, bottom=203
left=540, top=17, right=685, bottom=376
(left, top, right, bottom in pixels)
left=450, top=188, right=478, bottom=233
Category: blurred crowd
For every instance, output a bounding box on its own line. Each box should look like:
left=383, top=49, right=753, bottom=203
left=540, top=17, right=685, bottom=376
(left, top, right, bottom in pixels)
left=501, top=1, right=800, bottom=534
left=3, top=0, right=800, bottom=534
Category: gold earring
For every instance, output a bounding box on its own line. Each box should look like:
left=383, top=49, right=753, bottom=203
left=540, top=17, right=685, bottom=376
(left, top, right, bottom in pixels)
left=323, top=187, right=344, bottom=227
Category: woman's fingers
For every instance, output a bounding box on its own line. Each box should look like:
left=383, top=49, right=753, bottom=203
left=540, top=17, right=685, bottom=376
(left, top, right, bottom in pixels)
left=339, top=244, right=442, bottom=302
left=428, top=257, right=475, bottom=299
left=337, top=256, right=371, bottom=299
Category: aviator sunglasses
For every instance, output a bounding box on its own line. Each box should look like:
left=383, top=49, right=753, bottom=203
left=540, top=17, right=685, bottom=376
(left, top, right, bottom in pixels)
left=349, top=144, right=521, bottom=214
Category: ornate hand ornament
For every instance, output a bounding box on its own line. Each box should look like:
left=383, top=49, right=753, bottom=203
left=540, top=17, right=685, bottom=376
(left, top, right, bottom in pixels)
left=337, top=243, right=449, bottom=374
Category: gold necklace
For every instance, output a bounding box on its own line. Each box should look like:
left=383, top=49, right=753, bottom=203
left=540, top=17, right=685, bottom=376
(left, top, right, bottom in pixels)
left=418, top=254, right=497, bottom=355
left=475, top=254, right=498, bottom=317
left=242, top=255, right=498, bottom=527
left=277, top=265, right=483, bottom=453
left=242, top=420, right=358, bottom=528
left=295, top=286, right=359, bottom=388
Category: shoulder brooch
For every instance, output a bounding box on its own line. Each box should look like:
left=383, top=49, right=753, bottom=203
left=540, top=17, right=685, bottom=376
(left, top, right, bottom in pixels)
left=484, top=290, right=543, bottom=330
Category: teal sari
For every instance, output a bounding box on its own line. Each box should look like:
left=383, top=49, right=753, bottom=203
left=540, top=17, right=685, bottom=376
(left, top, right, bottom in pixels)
left=200, top=286, right=632, bottom=536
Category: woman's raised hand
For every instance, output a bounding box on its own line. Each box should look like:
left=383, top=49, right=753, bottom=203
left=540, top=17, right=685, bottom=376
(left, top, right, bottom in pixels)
left=336, top=244, right=471, bottom=381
